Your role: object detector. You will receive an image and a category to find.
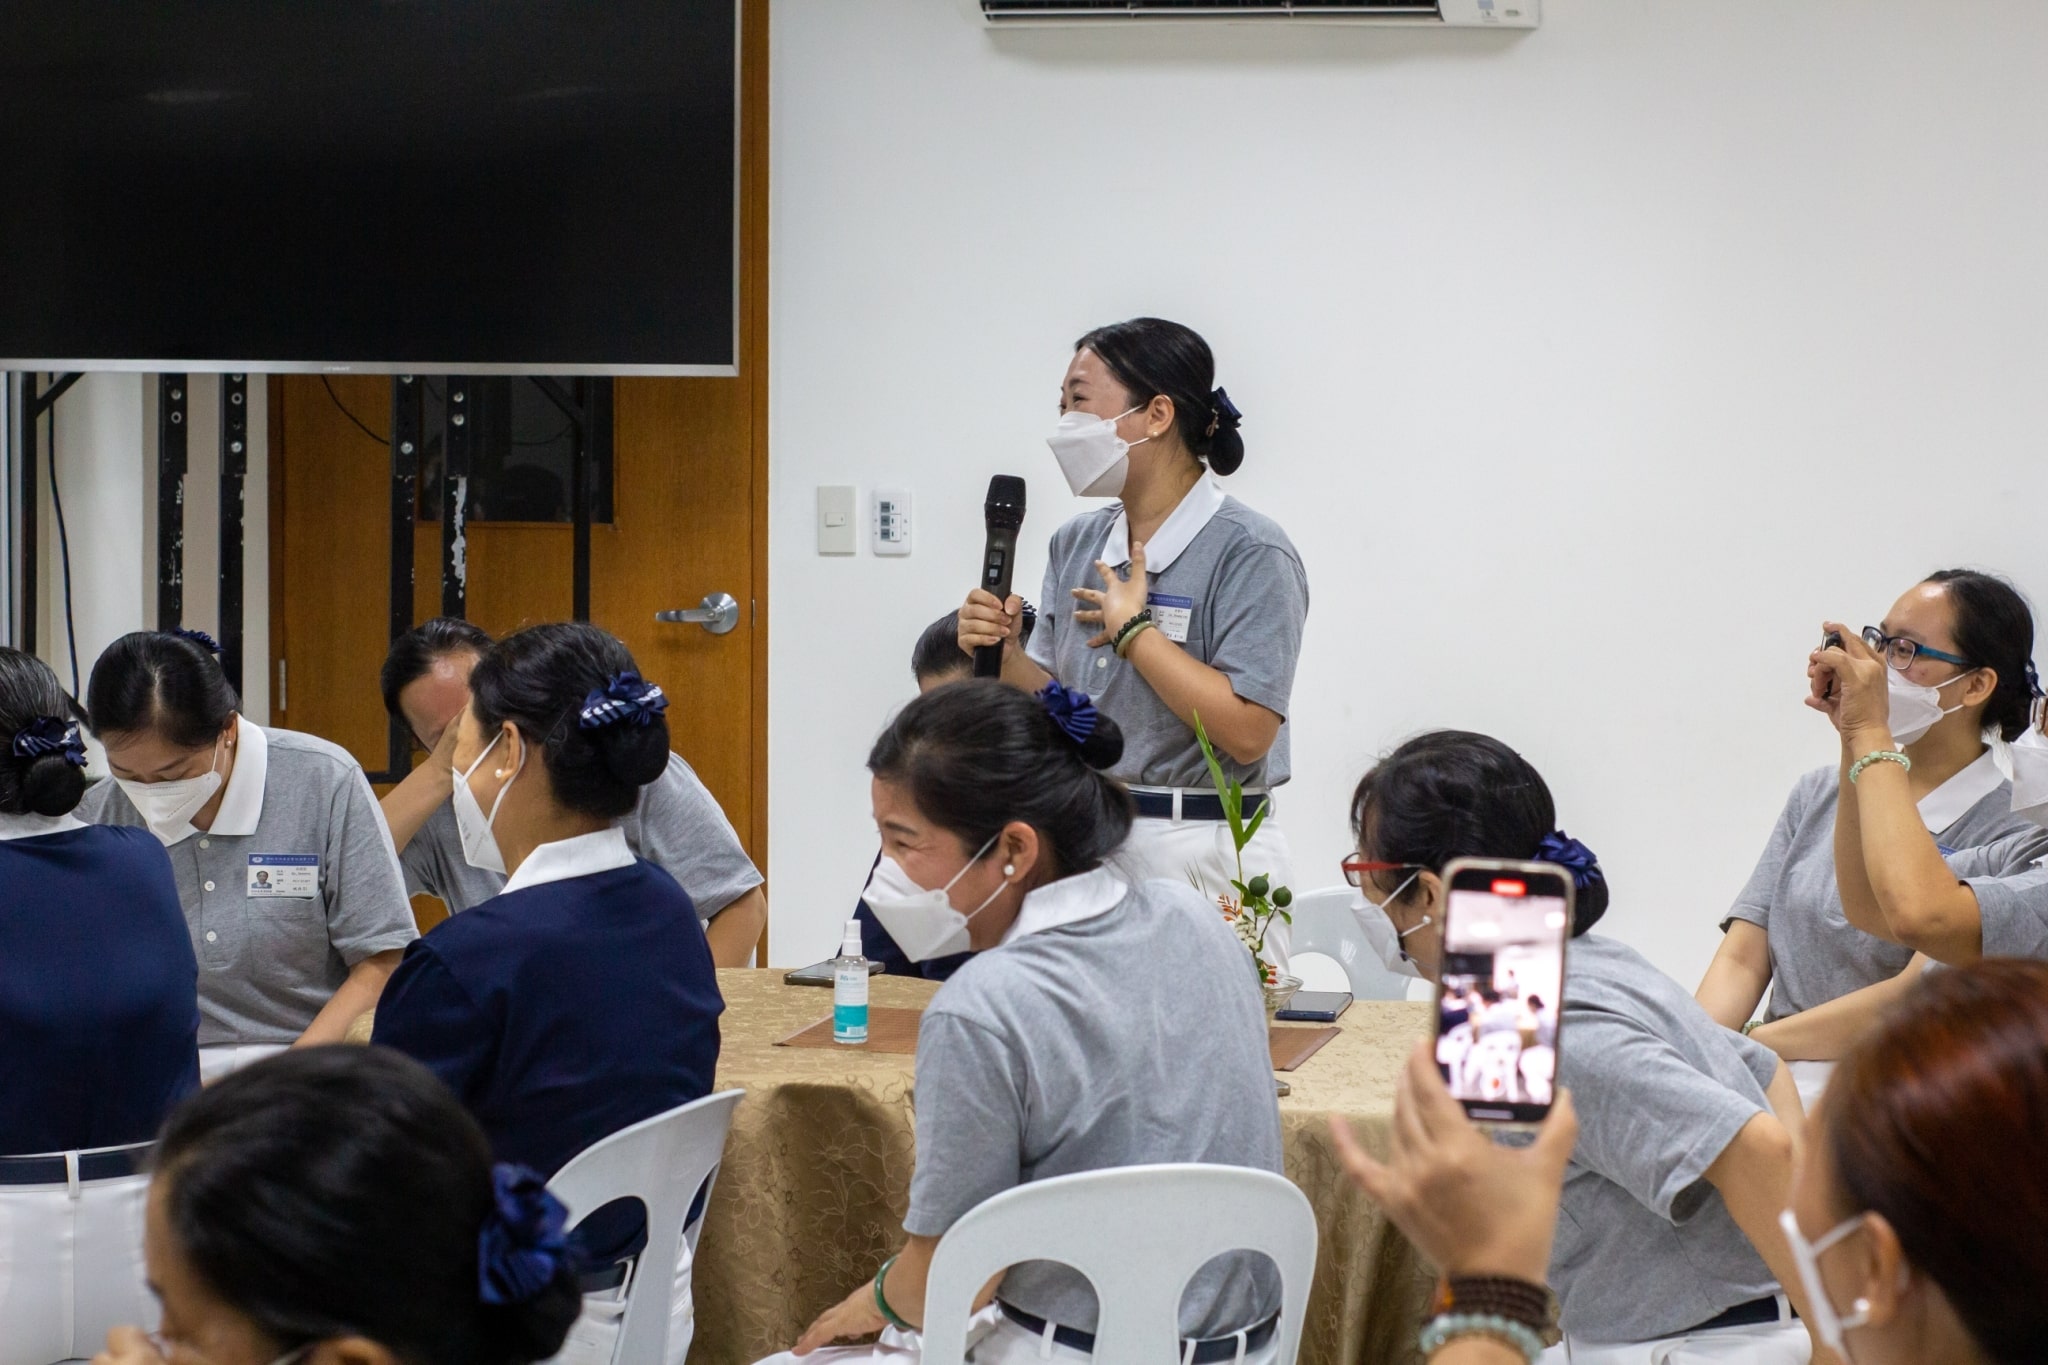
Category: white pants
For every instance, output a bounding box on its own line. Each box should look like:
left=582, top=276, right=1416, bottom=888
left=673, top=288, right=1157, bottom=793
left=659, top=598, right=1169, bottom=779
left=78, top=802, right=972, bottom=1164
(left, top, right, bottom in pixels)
left=549, top=1241, right=695, bottom=1365
left=198, top=1043, right=289, bottom=1085
left=1111, top=811, right=1295, bottom=972
left=1787, top=1061, right=1834, bottom=1113
left=0, top=1171, right=153, bottom=1365
left=755, top=1305, right=1283, bottom=1365
left=1542, top=1316, right=1809, bottom=1365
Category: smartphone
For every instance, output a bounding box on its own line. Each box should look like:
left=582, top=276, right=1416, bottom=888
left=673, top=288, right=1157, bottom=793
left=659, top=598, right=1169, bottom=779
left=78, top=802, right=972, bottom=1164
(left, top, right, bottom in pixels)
left=1274, top=990, right=1353, bottom=1022
left=1435, top=857, right=1572, bottom=1125
left=783, top=958, right=886, bottom=987
left=1820, top=630, right=1844, bottom=700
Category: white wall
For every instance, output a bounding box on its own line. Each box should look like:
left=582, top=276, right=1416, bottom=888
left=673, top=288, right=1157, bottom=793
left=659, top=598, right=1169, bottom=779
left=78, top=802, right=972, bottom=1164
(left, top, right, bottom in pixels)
left=765, top=0, right=2048, bottom=981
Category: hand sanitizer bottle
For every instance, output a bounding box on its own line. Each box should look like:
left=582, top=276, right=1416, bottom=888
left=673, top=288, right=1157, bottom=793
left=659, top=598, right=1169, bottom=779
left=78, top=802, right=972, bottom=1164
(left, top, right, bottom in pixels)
left=833, top=918, right=869, bottom=1045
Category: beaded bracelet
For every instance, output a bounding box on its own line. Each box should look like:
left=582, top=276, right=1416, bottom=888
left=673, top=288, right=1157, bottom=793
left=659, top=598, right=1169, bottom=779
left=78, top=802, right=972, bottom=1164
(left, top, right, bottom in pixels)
left=872, top=1254, right=912, bottom=1333
left=1419, top=1312, right=1546, bottom=1364
left=1848, top=749, right=1911, bottom=785
left=1110, top=609, right=1154, bottom=656
left=1114, top=619, right=1157, bottom=659
left=1432, top=1275, right=1554, bottom=1333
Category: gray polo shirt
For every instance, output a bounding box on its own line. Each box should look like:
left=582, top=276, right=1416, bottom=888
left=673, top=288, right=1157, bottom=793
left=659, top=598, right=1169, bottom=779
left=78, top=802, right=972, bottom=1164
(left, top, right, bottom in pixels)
left=1723, top=756, right=2048, bottom=1018
left=401, top=751, right=762, bottom=919
left=904, top=872, right=1284, bottom=1337
left=1552, top=933, right=1784, bottom=1343
left=1027, top=480, right=1309, bottom=790
left=78, top=720, right=417, bottom=1046
left=1945, top=832, right=2048, bottom=958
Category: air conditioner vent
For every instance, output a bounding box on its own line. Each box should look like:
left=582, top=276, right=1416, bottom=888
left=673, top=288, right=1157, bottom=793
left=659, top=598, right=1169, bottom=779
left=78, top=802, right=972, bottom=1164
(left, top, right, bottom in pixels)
left=981, top=0, right=1536, bottom=27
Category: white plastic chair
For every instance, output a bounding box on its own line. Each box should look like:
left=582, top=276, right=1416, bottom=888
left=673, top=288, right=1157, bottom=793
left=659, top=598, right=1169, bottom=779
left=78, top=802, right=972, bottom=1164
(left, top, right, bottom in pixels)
left=1286, top=886, right=1434, bottom=1003
left=545, top=1089, right=743, bottom=1365
left=921, top=1164, right=1318, bottom=1365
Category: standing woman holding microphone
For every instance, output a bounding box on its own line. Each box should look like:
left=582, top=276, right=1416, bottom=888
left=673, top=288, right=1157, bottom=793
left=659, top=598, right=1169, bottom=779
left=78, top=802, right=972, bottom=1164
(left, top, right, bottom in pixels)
left=960, top=318, right=1309, bottom=964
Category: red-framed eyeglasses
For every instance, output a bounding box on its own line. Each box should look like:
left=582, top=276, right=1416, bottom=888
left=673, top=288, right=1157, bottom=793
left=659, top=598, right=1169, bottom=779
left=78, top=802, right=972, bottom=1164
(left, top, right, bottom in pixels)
left=1341, top=857, right=1423, bottom=889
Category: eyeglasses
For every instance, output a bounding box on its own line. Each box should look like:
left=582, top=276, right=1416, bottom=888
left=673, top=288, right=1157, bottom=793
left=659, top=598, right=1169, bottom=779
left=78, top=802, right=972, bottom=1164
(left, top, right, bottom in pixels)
left=1861, top=626, right=1973, bottom=672
left=1341, top=857, right=1423, bottom=889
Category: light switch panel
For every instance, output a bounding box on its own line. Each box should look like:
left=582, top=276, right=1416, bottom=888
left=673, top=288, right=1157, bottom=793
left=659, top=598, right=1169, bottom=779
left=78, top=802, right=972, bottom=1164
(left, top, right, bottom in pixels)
left=873, top=487, right=911, bottom=557
left=817, top=485, right=857, bottom=555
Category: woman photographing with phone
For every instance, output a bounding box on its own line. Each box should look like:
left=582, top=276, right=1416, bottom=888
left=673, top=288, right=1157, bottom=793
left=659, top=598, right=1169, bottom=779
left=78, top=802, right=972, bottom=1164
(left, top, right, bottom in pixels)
left=1348, top=731, right=1824, bottom=1363
left=959, top=318, right=1309, bottom=969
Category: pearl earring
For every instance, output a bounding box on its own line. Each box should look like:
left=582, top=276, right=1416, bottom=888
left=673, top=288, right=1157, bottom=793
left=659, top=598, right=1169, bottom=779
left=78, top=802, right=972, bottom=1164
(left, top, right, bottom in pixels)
left=1004, top=864, right=1016, bottom=877
left=494, top=769, right=509, bottom=779
left=1852, top=1299, right=1871, bottom=1315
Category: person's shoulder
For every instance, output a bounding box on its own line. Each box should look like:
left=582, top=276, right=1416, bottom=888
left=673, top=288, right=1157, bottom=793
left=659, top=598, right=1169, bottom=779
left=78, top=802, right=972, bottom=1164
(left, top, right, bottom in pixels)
left=75, top=777, right=132, bottom=822
left=1785, top=764, right=1838, bottom=808
left=1563, top=932, right=1665, bottom=1010
left=263, top=726, right=371, bottom=783
left=1210, top=497, right=1302, bottom=558
left=1049, top=506, right=1119, bottom=557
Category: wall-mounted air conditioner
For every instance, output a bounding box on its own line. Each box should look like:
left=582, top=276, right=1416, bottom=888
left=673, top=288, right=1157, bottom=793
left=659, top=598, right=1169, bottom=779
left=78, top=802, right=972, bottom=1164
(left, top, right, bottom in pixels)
left=980, top=0, right=1537, bottom=28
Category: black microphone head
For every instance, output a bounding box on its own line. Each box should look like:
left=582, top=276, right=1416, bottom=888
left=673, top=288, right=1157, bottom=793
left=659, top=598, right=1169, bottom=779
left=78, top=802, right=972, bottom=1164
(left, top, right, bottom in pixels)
left=984, top=475, right=1026, bottom=531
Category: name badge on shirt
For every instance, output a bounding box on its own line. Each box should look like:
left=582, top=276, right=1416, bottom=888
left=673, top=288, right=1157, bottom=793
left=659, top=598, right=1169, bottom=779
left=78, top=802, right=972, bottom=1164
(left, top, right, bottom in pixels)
left=1146, top=592, right=1193, bottom=644
left=248, top=854, right=319, bottom=899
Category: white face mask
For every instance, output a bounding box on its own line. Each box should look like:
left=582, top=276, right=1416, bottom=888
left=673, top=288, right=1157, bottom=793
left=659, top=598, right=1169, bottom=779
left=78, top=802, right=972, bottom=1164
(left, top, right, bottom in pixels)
left=452, top=731, right=521, bottom=875
left=862, top=835, right=1005, bottom=962
left=1047, top=405, right=1149, bottom=498
left=1778, top=1208, right=1878, bottom=1362
left=117, top=733, right=228, bottom=846
left=1350, top=872, right=1432, bottom=979
left=1886, top=665, right=1977, bottom=746
left=2011, top=705, right=2048, bottom=828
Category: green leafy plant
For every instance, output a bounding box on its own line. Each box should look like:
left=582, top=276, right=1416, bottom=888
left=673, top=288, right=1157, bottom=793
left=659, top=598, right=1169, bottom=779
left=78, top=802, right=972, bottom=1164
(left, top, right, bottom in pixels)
left=1192, top=713, right=1292, bottom=986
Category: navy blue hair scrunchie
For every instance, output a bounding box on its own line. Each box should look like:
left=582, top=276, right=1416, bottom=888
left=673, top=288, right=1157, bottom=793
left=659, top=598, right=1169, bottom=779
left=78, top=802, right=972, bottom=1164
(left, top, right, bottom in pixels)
left=11, top=716, right=87, bottom=768
left=477, top=1164, right=574, bottom=1307
left=578, top=671, right=668, bottom=731
left=1035, top=680, right=1098, bottom=749
left=1535, top=830, right=1604, bottom=892
left=173, top=628, right=222, bottom=656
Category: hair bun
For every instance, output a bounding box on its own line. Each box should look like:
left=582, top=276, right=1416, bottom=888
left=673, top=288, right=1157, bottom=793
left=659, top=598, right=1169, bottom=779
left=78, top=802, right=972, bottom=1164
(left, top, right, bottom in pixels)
left=1076, top=712, right=1125, bottom=771
left=1204, top=386, right=1245, bottom=476
left=20, top=753, right=86, bottom=816
left=591, top=722, right=669, bottom=788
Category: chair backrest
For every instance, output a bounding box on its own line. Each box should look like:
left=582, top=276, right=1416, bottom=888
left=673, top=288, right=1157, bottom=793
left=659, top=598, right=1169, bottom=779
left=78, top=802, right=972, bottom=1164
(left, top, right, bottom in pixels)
left=1287, top=885, right=1430, bottom=1002
left=920, top=1164, right=1318, bottom=1365
left=545, top=1089, right=744, bottom=1365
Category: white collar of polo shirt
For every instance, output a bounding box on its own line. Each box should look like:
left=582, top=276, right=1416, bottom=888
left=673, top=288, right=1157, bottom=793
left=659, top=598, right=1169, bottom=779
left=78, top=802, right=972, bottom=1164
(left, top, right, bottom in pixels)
left=204, top=715, right=269, bottom=838
left=997, top=864, right=1129, bottom=947
left=1103, top=474, right=1225, bottom=573
left=0, top=811, right=84, bottom=841
left=1918, top=739, right=2006, bottom=834
left=501, top=826, right=636, bottom=895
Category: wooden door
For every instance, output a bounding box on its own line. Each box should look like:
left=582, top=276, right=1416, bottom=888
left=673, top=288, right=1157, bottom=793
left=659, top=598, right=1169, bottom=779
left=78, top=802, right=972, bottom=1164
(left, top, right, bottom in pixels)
left=268, top=0, right=769, bottom=944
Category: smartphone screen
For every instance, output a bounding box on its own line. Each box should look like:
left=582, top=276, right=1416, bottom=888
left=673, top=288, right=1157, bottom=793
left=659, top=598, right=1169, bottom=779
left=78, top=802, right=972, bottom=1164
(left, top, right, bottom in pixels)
left=1435, top=859, right=1572, bottom=1124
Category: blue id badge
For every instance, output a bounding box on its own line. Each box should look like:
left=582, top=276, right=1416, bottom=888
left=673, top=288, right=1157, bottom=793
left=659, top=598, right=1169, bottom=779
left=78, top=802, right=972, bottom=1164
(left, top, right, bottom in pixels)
left=1146, top=592, right=1193, bottom=643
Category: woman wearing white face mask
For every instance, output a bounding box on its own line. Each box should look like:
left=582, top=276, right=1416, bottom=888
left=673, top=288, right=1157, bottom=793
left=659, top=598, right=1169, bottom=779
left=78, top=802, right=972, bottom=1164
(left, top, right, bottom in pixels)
left=767, top=679, right=1284, bottom=1365
left=1795, top=616, right=2048, bottom=968
left=79, top=630, right=416, bottom=1082
left=1350, top=731, right=1826, bottom=1364
left=371, top=622, right=722, bottom=1365
left=958, top=317, right=1309, bottom=978
left=1696, top=571, right=2048, bottom=1107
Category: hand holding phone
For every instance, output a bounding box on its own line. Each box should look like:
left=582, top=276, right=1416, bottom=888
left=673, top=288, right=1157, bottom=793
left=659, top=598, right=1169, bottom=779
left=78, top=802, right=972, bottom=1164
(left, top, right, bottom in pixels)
left=1820, top=629, right=1844, bottom=701
left=1435, top=858, right=1572, bottom=1125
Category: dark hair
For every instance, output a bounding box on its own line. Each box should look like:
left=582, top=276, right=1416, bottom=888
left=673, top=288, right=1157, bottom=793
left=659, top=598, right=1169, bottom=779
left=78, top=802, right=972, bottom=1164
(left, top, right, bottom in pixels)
left=85, top=631, right=240, bottom=749
left=154, top=1047, right=578, bottom=1364
left=0, top=647, right=87, bottom=817
left=868, top=680, right=1131, bottom=880
left=909, top=608, right=1037, bottom=685
left=1350, top=730, right=1610, bottom=936
left=1923, top=569, right=2037, bottom=741
left=1829, top=959, right=2048, bottom=1365
left=469, top=623, right=668, bottom=820
left=1074, top=317, right=1244, bottom=475
left=382, top=616, right=496, bottom=720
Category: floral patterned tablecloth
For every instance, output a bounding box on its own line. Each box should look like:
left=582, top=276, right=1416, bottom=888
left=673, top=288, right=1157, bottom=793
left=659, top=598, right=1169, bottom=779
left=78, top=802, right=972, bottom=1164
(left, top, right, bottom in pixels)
left=691, top=969, right=1434, bottom=1365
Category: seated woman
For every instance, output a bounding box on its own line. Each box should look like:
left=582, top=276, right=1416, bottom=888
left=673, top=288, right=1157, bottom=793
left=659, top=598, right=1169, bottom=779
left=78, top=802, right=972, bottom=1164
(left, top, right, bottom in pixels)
left=0, top=648, right=199, bottom=1362
left=376, top=616, right=768, bottom=966
left=80, top=629, right=417, bottom=1080
left=90, top=1047, right=580, bottom=1365
left=770, top=679, right=1283, bottom=1365
left=1804, top=623, right=2048, bottom=965
left=371, top=622, right=723, bottom=1364
left=1696, top=570, right=2048, bottom=1102
left=1349, top=730, right=1821, bottom=1361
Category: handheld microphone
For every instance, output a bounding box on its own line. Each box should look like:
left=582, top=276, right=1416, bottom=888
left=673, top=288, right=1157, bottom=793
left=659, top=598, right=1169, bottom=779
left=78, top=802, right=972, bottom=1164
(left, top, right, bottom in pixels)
left=975, top=476, right=1027, bottom=678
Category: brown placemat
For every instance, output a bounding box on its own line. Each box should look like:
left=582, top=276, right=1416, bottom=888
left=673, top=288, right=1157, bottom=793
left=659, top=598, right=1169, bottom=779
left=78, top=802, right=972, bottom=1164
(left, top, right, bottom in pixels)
left=1270, top=1025, right=1341, bottom=1072
left=775, top=1006, right=926, bottom=1054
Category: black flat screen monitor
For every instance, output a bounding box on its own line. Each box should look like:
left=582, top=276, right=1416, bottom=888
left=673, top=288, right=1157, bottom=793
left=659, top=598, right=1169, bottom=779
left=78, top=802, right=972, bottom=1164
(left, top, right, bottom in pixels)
left=0, top=1, right=737, bottom=374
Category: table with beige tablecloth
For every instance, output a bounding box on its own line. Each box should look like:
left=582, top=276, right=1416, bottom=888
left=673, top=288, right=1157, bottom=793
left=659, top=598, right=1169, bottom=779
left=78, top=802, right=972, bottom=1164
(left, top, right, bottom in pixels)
left=690, top=968, right=1434, bottom=1365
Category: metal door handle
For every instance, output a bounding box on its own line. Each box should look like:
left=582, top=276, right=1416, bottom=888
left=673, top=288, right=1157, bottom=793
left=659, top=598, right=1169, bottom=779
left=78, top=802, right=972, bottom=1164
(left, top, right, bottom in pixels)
left=656, top=592, right=741, bottom=635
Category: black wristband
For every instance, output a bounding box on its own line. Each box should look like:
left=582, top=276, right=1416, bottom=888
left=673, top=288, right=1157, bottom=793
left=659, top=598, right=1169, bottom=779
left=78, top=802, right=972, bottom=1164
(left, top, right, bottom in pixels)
left=1111, top=609, right=1153, bottom=651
